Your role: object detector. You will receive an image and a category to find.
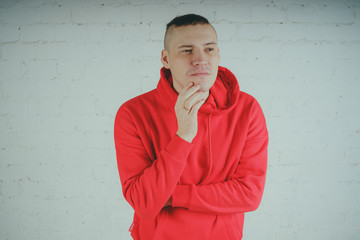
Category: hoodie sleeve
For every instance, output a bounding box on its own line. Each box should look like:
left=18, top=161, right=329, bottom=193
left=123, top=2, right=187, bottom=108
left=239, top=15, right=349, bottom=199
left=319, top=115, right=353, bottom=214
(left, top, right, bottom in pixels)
left=171, top=100, right=268, bottom=214
left=114, top=105, right=192, bottom=219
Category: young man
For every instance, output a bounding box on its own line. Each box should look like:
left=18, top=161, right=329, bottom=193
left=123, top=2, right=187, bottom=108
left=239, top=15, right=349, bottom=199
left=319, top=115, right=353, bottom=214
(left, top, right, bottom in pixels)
left=114, top=14, right=268, bottom=240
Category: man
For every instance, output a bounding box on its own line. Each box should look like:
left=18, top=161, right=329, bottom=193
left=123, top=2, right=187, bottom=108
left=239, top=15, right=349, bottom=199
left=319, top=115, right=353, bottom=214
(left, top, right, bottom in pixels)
left=114, top=14, right=268, bottom=240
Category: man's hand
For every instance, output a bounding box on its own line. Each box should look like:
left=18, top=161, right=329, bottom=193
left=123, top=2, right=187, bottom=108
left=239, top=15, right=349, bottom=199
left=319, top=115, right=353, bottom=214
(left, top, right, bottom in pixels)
left=175, top=83, right=207, bottom=143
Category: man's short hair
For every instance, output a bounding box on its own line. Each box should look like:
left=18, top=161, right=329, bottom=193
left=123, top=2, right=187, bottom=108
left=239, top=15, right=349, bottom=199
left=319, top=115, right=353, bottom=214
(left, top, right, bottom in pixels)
left=166, top=14, right=210, bottom=31
left=164, top=14, right=212, bottom=50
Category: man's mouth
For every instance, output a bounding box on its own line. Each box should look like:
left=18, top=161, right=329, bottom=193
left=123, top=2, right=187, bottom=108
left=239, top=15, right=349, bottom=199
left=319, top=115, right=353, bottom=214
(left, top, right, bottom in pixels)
left=190, top=71, right=210, bottom=76
left=189, top=66, right=211, bottom=77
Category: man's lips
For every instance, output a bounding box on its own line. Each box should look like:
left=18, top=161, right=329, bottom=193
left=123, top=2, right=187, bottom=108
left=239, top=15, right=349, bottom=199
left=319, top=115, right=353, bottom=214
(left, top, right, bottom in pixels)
left=190, top=72, right=210, bottom=76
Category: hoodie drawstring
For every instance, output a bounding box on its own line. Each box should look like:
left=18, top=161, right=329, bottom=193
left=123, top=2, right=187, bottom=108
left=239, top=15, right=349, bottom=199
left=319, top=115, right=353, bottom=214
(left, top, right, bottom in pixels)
left=206, top=114, right=213, bottom=180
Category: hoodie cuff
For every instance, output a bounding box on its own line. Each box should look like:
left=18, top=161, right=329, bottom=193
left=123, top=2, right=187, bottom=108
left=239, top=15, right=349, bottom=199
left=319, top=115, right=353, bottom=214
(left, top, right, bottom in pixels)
left=165, top=135, right=193, bottom=162
left=172, top=184, right=192, bottom=209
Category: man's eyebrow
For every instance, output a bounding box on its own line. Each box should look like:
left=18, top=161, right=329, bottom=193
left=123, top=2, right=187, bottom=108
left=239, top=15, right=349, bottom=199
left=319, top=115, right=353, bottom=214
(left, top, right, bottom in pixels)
left=204, top=42, right=217, bottom=46
left=177, top=42, right=218, bottom=48
left=177, top=44, right=193, bottom=49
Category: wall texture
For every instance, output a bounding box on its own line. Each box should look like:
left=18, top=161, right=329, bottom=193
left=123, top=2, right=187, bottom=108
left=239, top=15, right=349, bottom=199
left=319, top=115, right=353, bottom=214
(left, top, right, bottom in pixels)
left=0, top=0, right=359, bottom=239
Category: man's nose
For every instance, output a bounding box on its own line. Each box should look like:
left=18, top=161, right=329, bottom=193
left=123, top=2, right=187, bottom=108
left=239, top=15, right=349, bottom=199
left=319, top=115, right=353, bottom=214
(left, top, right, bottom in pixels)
left=192, top=51, right=207, bottom=66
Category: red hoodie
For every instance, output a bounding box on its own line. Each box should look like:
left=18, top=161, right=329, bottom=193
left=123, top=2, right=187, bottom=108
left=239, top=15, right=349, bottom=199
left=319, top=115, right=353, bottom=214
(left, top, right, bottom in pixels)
left=114, top=66, right=268, bottom=240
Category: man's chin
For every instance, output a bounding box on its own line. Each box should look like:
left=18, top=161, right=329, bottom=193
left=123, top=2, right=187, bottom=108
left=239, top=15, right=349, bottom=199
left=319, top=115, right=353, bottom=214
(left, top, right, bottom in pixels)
left=197, top=83, right=212, bottom=93
left=191, top=77, right=215, bottom=87
left=199, top=79, right=216, bottom=92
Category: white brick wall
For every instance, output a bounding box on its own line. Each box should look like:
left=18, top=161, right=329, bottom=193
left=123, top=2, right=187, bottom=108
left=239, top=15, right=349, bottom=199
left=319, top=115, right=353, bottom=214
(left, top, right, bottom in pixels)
left=1, top=0, right=359, bottom=239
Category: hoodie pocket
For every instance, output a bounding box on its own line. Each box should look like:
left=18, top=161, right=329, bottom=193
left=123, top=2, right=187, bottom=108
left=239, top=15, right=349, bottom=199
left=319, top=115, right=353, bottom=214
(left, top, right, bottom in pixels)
left=223, top=215, right=243, bottom=239
left=129, top=221, right=138, bottom=238
left=152, top=208, right=169, bottom=239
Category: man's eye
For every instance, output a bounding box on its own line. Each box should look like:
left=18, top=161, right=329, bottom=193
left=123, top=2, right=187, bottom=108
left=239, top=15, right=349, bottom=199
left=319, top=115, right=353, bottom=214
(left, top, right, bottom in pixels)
left=207, top=48, right=214, bottom=52
left=182, top=49, right=192, bottom=53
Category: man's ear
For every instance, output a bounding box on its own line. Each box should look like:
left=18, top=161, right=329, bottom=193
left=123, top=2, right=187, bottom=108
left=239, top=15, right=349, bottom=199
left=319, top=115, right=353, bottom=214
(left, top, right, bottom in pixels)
left=161, top=49, right=170, bottom=69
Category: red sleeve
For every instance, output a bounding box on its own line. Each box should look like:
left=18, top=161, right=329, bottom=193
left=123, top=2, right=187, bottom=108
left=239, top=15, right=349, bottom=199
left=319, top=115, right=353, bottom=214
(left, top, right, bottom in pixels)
left=114, top=105, right=192, bottom=219
left=171, top=101, right=268, bottom=214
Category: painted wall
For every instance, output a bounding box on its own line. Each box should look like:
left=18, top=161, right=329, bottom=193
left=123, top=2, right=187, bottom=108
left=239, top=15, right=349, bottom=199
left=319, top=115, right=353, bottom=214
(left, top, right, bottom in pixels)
left=1, top=0, right=359, bottom=239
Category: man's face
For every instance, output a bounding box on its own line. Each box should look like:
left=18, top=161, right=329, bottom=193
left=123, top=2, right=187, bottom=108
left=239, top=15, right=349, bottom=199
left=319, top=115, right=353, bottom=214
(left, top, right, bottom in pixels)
left=161, top=24, right=220, bottom=93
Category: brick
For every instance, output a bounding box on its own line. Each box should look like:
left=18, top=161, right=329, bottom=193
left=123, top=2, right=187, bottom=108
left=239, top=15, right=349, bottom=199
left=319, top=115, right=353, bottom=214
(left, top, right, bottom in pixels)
left=141, top=4, right=178, bottom=24
left=237, top=22, right=360, bottom=42
left=0, top=97, right=28, bottom=117
left=25, top=60, right=58, bottom=85
left=71, top=3, right=141, bottom=24
left=286, top=1, right=355, bottom=24
left=58, top=96, right=97, bottom=117
left=1, top=43, right=38, bottom=60
left=71, top=116, right=113, bottom=132
left=212, top=23, right=237, bottom=41
left=249, top=3, right=287, bottom=22
left=0, top=24, right=20, bottom=42
left=130, top=0, right=168, bottom=4
left=53, top=23, right=89, bottom=42
left=332, top=59, right=360, bottom=81
left=100, top=41, right=151, bottom=60
left=36, top=4, right=72, bottom=24
left=149, top=23, right=165, bottom=42
left=0, top=60, right=28, bottom=80
left=176, top=4, right=216, bottom=22
left=0, top=79, right=33, bottom=100
left=214, top=4, right=252, bottom=23
left=122, top=23, right=150, bottom=42
left=53, top=59, right=87, bottom=83
left=279, top=42, right=360, bottom=61
left=0, top=6, right=40, bottom=24
left=36, top=42, right=91, bottom=60
left=201, top=0, right=242, bottom=4
left=87, top=23, right=124, bottom=42
left=233, top=40, right=283, bottom=60
left=20, top=24, right=56, bottom=42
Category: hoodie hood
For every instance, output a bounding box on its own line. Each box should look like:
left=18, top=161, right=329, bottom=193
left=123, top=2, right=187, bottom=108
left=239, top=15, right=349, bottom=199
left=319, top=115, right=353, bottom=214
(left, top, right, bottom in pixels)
left=157, top=66, right=240, bottom=115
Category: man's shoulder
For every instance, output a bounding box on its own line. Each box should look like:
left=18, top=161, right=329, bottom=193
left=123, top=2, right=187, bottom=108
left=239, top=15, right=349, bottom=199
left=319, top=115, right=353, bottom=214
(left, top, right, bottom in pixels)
left=125, top=89, right=158, bottom=104
left=238, top=90, right=258, bottom=105
left=236, top=91, right=266, bottom=123
left=236, top=90, right=265, bottom=114
left=118, top=89, right=159, bottom=112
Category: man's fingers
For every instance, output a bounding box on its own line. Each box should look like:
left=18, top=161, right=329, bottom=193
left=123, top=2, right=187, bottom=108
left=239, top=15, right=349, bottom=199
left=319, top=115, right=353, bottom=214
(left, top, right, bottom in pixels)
left=176, top=84, right=201, bottom=111
left=179, top=84, right=200, bottom=102
left=178, top=82, right=193, bottom=97
left=184, top=92, right=204, bottom=110
left=189, top=98, right=205, bottom=116
left=174, top=83, right=205, bottom=143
